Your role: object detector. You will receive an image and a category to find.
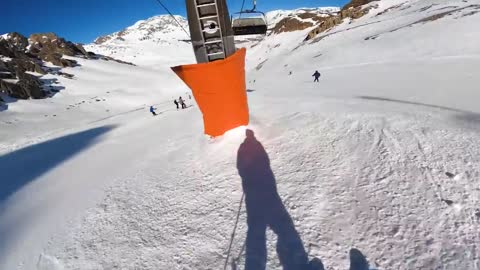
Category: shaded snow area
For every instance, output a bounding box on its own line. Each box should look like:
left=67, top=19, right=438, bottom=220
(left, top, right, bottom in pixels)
left=1, top=0, right=480, bottom=269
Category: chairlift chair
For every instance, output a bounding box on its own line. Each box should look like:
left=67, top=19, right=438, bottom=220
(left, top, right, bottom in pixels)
left=231, top=0, right=268, bottom=36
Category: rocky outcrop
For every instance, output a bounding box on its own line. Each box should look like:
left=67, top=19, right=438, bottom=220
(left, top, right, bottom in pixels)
left=5, top=57, right=46, bottom=75
left=27, top=33, right=88, bottom=67
left=4, top=32, right=28, bottom=51
left=305, top=0, right=379, bottom=41
left=42, top=52, right=78, bottom=68
left=342, top=0, right=378, bottom=10
left=304, top=17, right=342, bottom=41
left=101, top=55, right=135, bottom=66
left=1, top=32, right=134, bottom=101
left=270, top=9, right=339, bottom=34
left=0, top=32, right=83, bottom=99
left=0, top=37, right=28, bottom=59
left=0, top=35, right=48, bottom=99
left=267, top=1, right=377, bottom=39
left=0, top=76, right=44, bottom=99
left=93, top=15, right=189, bottom=45
left=273, top=18, right=315, bottom=34
left=29, top=33, right=89, bottom=57
left=87, top=51, right=135, bottom=66
left=94, top=35, right=112, bottom=45
left=0, top=56, right=46, bottom=99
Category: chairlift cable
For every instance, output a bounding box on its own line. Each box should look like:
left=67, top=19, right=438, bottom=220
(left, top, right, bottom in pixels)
left=239, top=0, right=246, bottom=19
left=153, top=0, right=191, bottom=38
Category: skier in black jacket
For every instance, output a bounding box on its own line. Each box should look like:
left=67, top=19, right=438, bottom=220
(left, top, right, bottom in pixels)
left=312, top=70, right=321, bottom=82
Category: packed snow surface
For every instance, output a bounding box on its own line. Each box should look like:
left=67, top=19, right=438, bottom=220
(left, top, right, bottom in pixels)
left=1, top=0, right=480, bottom=269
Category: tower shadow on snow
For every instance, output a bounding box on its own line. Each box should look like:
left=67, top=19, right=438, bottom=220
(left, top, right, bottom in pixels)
left=358, top=95, right=480, bottom=126
left=0, top=125, right=115, bottom=204
left=236, top=129, right=310, bottom=270
left=358, top=95, right=472, bottom=113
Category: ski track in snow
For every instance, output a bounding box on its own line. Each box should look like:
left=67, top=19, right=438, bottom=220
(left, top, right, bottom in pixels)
left=37, top=108, right=480, bottom=270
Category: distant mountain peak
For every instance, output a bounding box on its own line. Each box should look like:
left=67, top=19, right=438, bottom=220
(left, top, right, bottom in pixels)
left=94, top=15, right=189, bottom=45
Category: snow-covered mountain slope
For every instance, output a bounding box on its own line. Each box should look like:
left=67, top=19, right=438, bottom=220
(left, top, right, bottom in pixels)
left=243, top=0, right=479, bottom=67
left=233, top=7, right=341, bottom=46
left=85, top=15, right=193, bottom=68
left=94, top=15, right=189, bottom=44
left=2, top=0, right=480, bottom=269
left=86, top=9, right=341, bottom=67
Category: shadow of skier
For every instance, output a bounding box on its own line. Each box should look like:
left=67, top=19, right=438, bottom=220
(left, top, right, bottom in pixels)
left=349, top=248, right=370, bottom=270
left=236, top=129, right=310, bottom=270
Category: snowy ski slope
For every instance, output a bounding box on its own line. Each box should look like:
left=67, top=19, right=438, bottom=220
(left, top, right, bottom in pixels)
left=1, top=0, right=480, bottom=269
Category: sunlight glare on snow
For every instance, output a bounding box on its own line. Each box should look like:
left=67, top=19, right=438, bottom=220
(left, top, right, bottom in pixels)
left=208, top=125, right=248, bottom=154
left=223, top=125, right=247, bottom=139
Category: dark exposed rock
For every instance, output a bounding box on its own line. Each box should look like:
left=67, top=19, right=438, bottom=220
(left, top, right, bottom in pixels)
left=8, top=32, right=29, bottom=51
left=18, top=79, right=46, bottom=99
left=57, top=71, right=74, bottom=79
left=0, top=60, right=7, bottom=70
left=375, top=3, right=406, bottom=17
left=1, top=32, right=29, bottom=52
left=445, top=172, right=455, bottom=178
left=1, top=79, right=25, bottom=99
left=271, top=9, right=339, bottom=34
left=0, top=39, right=19, bottom=58
left=7, top=58, right=47, bottom=75
left=27, top=33, right=90, bottom=67
left=100, top=56, right=135, bottom=66
left=74, top=43, right=89, bottom=56
left=28, top=33, right=89, bottom=58
left=340, top=4, right=374, bottom=19
left=0, top=71, right=14, bottom=79
left=305, top=16, right=343, bottom=41
left=0, top=70, right=45, bottom=99
left=41, top=53, right=78, bottom=68
left=273, top=17, right=315, bottom=34
left=342, top=0, right=379, bottom=10
left=304, top=0, right=379, bottom=41
left=0, top=60, right=15, bottom=79
left=0, top=32, right=73, bottom=100
left=0, top=30, right=136, bottom=102
left=94, top=35, right=113, bottom=45
left=0, top=51, right=48, bottom=99
left=442, top=199, right=454, bottom=206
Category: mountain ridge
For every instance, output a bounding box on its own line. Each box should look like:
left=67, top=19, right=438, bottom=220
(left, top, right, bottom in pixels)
left=92, top=7, right=342, bottom=45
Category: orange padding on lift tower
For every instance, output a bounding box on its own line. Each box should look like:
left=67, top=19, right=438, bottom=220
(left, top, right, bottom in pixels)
left=171, top=48, right=249, bottom=137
